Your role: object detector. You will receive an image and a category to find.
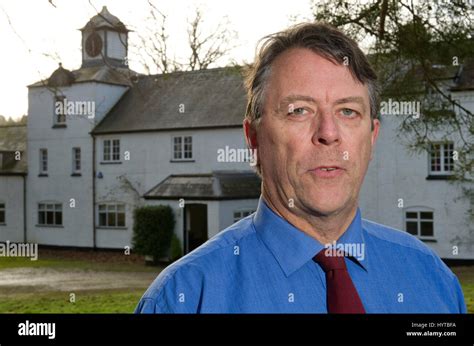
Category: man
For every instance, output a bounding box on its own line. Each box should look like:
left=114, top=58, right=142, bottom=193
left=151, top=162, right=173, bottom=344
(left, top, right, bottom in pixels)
left=135, top=23, right=466, bottom=313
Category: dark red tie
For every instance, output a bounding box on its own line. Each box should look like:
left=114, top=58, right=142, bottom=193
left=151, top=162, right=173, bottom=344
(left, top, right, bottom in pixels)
left=313, top=250, right=365, bottom=313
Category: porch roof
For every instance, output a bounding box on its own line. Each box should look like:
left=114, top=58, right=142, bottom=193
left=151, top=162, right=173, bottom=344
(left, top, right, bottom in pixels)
left=143, top=171, right=261, bottom=200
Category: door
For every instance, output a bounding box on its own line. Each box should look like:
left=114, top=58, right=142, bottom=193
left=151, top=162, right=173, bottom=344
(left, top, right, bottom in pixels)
left=183, top=203, right=208, bottom=254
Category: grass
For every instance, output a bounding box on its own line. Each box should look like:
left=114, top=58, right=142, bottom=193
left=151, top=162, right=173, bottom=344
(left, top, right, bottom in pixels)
left=0, top=288, right=145, bottom=313
left=0, top=254, right=164, bottom=313
left=451, top=266, right=474, bottom=313
left=1, top=255, right=473, bottom=313
left=0, top=255, right=160, bottom=272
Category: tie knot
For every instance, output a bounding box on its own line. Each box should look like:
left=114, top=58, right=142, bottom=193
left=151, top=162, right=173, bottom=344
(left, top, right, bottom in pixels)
left=313, top=249, right=347, bottom=272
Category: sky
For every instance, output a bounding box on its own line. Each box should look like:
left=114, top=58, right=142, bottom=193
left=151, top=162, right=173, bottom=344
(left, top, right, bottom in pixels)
left=0, top=0, right=315, bottom=120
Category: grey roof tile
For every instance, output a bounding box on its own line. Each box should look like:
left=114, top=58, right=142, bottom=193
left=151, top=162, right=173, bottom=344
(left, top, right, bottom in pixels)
left=92, top=66, right=246, bottom=134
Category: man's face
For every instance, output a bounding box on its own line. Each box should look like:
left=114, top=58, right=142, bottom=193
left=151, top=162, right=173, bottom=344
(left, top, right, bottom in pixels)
left=245, top=48, right=379, bottom=216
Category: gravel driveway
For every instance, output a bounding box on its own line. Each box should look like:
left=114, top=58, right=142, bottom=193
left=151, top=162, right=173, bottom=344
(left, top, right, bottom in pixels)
left=0, top=267, right=158, bottom=293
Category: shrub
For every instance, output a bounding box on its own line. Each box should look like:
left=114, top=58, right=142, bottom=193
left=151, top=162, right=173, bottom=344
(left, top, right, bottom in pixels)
left=170, top=233, right=183, bottom=262
left=132, top=205, right=175, bottom=263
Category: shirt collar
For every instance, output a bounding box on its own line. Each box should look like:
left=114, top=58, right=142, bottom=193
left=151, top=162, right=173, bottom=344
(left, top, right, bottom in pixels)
left=252, top=197, right=368, bottom=277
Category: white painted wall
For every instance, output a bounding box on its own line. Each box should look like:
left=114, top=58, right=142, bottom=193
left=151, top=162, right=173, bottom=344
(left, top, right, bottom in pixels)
left=26, top=82, right=127, bottom=247
left=0, top=176, right=24, bottom=242
left=219, top=198, right=259, bottom=231
left=107, top=31, right=127, bottom=61
left=359, top=108, right=473, bottom=259
left=94, top=128, right=253, bottom=248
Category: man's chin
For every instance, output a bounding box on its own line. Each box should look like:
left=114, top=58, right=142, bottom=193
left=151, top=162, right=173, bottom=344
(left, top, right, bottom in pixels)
left=299, top=194, right=348, bottom=217
left=300, top=203, right=344, bottom=216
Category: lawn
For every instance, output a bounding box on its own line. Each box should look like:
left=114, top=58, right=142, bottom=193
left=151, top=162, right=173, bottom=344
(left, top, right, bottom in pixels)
left=0, top=288, right=146, bottom=313
left=451, top=266, right=474, bottom=313
left=1, top=252, right=473, bottom=313
left=0, top=254, right=160, bottom=272
left=0, top=251, right=164, bottom=313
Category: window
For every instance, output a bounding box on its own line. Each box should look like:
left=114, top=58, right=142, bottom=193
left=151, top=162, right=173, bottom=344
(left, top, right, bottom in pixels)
left=233, top=209, right=256, bottom=223
left=103, top=139, right=120, bottom=162
left=72, top=147, right=81, bottom=174
left=98, top=203, right=126, bottom=227
left=39, top=149, right=48, bottom=174
left=0, top=203, right=5, bottom=224
left=173, top=136, right=193, bottom=160
left=405, top=210, right=434, bottom=238
left=429, top=142, right=454, bottom=175
left=38, top=203, right=62, bottom=226
left=54, top=95, right=66, bottom=125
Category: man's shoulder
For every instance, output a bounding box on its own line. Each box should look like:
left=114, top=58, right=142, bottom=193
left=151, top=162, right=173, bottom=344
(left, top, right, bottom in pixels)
left=362, top=218, right=434, bottom=256
left=361, top=218, right=457, bottom=280
left=136, top=215, right=257, bottom=312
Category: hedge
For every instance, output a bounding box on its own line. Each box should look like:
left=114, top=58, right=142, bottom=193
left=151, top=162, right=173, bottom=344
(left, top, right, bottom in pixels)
left=132, top=205, right=175, bottom=263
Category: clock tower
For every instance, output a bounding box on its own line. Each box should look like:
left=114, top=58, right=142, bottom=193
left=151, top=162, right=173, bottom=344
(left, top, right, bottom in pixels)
left=80, top=6, right=129, bottom=68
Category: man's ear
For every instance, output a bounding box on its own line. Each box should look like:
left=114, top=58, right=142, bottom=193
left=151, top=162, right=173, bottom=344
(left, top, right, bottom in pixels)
left=370, top=118, right=380, bottom=160
left=243, top=118, right=258, bottom=149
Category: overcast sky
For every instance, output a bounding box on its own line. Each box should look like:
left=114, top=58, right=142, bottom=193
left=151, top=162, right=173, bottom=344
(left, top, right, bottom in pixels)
left=0, top=0, right=315, bottom=120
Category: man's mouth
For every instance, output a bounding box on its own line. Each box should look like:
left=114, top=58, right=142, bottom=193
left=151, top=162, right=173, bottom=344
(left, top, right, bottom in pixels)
left=310, top=166, right=345, bottom=178
left=314, top=166, right=343, bottom=171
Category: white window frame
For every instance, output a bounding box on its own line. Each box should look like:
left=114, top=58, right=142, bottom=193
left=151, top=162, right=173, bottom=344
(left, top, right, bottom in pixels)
left=39, top=148, right=48, bottom=174
left=38, top=202, right=63, bottom=226
left=233, top=208, right=256, bottom=223
left=428, top=142, right=454, bottom=175
left=98, top=203, right=126, bottom=228
left=103, top=139, right=121, bottom=162
left=0, top=202, right=5, bottom=225
left=172, top=136, right=193, bottom=161
left=72, top=147, right=81, bottom=174
left=404, top=207, right=435, bottom=240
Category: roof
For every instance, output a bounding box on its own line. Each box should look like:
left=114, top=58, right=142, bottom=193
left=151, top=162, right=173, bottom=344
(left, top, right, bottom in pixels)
left=29, top=65, right=134, bottom=88
left=80, top=6, right=129, bottom=33
left=143, top=171, right=261, bottom=200
left=91, top=66, right=246, bottom=134
left=0, top=125, right=27, bottom=175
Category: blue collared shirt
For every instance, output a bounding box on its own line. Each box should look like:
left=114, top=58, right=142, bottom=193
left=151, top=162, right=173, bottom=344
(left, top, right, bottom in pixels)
left=135, top=197, right=466, bottom=313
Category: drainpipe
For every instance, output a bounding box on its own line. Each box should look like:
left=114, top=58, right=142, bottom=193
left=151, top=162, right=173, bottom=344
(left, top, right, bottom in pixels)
left=23, top=174, right=27, bottom=243
left=92, top=135, right=97, bottom=249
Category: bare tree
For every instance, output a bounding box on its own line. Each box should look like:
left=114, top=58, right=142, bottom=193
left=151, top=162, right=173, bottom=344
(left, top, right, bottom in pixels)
left=187, top=8, right=237, bottom=71
left=131, top=1, right=238, bottom=74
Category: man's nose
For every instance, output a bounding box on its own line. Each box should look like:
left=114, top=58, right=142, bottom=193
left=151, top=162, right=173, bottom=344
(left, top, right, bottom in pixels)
left=312, top=112, right=340, bottom=145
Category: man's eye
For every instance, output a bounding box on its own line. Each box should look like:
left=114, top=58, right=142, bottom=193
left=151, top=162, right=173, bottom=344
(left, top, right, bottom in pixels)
left=288, top=107, right=308, bottom=116
left=341, top=108, right=358, bottom=117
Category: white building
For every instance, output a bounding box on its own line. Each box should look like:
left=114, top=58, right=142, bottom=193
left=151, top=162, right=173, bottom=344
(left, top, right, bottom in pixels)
left=0, top=7, right=472, bottom=260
